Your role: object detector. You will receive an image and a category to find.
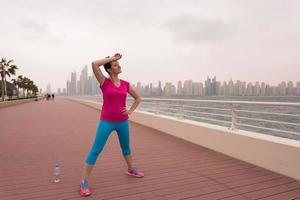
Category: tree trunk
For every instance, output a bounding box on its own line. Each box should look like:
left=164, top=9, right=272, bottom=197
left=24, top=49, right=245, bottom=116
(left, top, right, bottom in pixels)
left=1, top=79, right=4, bottom=101
left=1, top=71, right=4, bottom=101
left=4, top=75, right=7, bottom=96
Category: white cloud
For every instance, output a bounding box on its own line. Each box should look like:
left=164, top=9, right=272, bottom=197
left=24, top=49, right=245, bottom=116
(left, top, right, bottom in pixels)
left=0, top=0, right=299, bottom=91
left=164, top=14, right=234, bottom=43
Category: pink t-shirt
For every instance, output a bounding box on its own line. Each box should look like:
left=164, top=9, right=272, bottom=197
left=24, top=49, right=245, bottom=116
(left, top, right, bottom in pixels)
left=100, top=77, right=130, bottom=122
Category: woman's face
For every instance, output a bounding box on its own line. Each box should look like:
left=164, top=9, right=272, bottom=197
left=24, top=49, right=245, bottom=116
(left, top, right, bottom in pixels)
left=109, top=61, right=122, bottom=74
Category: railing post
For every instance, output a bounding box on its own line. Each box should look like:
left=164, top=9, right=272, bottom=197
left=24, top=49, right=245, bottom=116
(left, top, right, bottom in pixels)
left=229, top=103, right=237, bottom=130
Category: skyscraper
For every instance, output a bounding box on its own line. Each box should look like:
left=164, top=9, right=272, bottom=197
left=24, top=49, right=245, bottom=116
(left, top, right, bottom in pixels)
left=287, top=81, right=294, bottom=96
left=205, top=77, right=212, bottom=96
left=164, top=82, right=176, bottom=96
left=145, top=84, right=150, bottom=96
left=192, top=82, right=203, bottom=96
left=234, top=81, right=240, bottom=96
left=66, top=80, right=71, bottom=96
left=254, top=81, right=260, bottom=96
left=228, top=79, right=234, bottom=96
left=70, top=71, right=77, bottom=96
left=80, top=65, right=88, bottom=95
left=177, top=81, right=182, bottom=96
left=261, top=82, right=266, bottom=96
left=150, top=83, right=153, bottom=96
left=183, top=80, right=193, bottom=96
left=279, top=81, right=287, bottom=96
left=158, top=81, right=163, bottom=96
left=221, top=81, right=228, bottom=96
left=212, top=76, right=217, bottom=95
left=137, top=82, right=142, bottom=95
left=246, top=82, right=253, bottom=96
left=76, top=81, right=81, bottom=95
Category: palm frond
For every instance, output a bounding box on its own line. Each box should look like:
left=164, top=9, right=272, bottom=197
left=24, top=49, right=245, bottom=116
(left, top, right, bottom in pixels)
left=7, top=59, right=14, bottom=65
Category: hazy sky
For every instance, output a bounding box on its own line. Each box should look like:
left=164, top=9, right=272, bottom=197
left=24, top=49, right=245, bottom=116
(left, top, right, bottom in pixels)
left=1, top=0, right=300, bottom=92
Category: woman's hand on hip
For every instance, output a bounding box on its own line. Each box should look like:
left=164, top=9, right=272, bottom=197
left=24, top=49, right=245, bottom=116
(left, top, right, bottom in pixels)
left=121, top=107, right=132, bottom=115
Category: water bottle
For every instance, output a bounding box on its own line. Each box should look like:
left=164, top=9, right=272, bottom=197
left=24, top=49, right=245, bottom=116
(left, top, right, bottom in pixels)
left=54, top=163, right=60, bottom=183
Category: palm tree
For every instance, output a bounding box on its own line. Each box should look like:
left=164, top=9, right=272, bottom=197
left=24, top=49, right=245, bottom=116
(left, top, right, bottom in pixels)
left=19, top=76, right=28, bottom=97
left=12, top=76, right=38, bottom=98
left=27, top=80, right=34, bottom=96
left=11, top=78, right=20, bottom=98
left=25, top=79, right=39, bottom=97
left=23, top=77, right=31, bottom=97
left=17, top=75, right=24, bottom=97
left=32, top=85, right=39, bottom=95
left=0, top=58, right=18, bottom=101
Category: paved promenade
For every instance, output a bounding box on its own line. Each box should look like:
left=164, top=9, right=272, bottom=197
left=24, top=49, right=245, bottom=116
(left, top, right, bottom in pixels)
left=0, top=97, right=299, bottom=200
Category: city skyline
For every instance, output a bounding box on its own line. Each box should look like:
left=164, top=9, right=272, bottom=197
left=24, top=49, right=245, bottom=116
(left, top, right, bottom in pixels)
left=1, top=0, right=300, bottom=92
left=45, top=66, right=300, bottom=94
left=50, top=65, right=300, bottom=97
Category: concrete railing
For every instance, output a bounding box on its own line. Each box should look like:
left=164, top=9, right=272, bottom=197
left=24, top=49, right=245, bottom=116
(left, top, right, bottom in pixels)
left=0, top=96, right=43, bottom=109
left=135, top=97, right=300, bottom=139
left=71, top=95, right=300, bottom=140
left=65, top=97, right=300, bottom=181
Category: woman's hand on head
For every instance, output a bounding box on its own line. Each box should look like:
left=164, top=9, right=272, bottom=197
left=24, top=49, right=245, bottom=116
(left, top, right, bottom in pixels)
left=113, top=53, right=122, bottom=61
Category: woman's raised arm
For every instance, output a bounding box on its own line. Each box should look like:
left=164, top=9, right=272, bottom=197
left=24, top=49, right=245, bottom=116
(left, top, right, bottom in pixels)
left=91, top=53, right=122, bottom=85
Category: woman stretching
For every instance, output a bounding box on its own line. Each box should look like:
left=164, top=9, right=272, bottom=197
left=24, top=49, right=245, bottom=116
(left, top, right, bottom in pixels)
left=79, top=53, right=144, bottom=197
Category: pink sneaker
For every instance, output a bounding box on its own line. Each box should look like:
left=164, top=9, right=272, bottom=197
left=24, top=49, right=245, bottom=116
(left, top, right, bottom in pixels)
left=126, top=167, right=144, bottom=178
left=79, top=179, right=91, bottom=197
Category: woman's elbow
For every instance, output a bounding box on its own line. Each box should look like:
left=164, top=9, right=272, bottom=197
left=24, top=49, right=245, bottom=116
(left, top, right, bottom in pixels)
left=136, top=96, right=142, bottom=102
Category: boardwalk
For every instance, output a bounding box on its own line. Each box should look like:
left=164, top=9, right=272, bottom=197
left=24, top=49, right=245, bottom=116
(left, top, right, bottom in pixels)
left=0, top=97, right=300, bottom=200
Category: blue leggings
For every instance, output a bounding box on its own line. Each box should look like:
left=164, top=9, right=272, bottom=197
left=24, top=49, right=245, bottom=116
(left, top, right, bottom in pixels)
left=85, top=120, right=131, bottom=165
